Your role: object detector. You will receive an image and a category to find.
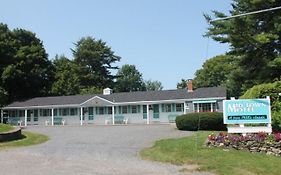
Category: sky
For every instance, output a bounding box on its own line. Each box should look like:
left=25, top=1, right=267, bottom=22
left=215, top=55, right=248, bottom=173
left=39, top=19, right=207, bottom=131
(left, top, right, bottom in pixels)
left=0, top=0, right=232, bottom=89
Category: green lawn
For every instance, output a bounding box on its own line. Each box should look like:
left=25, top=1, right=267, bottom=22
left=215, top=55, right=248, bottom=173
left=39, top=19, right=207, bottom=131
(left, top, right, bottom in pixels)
left=140, top=131, right=281, bottom=175
left=0, top=131, right=49, bottom=149
left=0, top=124, right=14, bottom=133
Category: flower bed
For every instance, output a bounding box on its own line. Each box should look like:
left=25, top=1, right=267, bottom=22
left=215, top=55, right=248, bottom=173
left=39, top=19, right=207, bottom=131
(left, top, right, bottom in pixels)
left=206, top=132, right=281, bottom=156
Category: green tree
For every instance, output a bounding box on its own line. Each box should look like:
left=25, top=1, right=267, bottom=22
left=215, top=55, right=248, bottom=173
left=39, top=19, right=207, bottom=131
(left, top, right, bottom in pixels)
left=80, top=87, right=102, bottom=95
left=177, top=79, right=187, bottom=89
left=51, top=55, right=80, bottom=96
left=145, top=80, right=163, bottom=91
left=205, top=0, right=281, bottom=93
left=0, top=24, right=54, bottom=103
left=72, top=37, right=121, bottom=89
left=115, top=64, right=146, bottom=92
left=0, top=87, right=8, bottom=107
left=0, top=24, right=14, bottom=74
left=193, top=55, right=237, bottom=88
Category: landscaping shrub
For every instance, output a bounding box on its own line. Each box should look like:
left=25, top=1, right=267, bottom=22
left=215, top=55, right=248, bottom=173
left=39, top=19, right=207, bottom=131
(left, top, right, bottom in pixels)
left=176, top=112, right=226, bottom=131
left=241, top=81, right=281, bottom=131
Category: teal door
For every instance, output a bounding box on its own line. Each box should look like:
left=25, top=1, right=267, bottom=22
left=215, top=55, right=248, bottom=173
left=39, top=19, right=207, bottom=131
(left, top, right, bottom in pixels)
left=153, top=104, right=160, bottom=119
left=142, top=105, right=147, bottom=119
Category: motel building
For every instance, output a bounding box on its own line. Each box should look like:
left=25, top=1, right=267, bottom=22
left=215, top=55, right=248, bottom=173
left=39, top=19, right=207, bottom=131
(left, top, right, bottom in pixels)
left=0, top=81, right=226, bottom=126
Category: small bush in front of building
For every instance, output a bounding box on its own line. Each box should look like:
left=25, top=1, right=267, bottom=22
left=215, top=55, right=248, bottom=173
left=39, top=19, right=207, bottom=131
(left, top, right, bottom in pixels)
left=176, top=112, right=226, bottom=131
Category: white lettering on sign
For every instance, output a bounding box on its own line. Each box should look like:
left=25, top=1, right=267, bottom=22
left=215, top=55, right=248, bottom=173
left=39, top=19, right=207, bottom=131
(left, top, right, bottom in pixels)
left=227, top=102, right=266, bottom=113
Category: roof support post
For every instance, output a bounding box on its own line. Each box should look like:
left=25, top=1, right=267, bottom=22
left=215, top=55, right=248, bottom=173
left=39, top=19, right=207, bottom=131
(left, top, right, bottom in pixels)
left=184, top=102, right=187, bottom=114
left=24, top=109, right=27, bottom=127
left=112, top=106, right=115, bottom=125
left=146, top=104, right=150, bottom=124
left=80, top=107, right=83, bottom=126
left=51, top=108, right=54, bottom=126
left=1, top=109, right=3, bottom=123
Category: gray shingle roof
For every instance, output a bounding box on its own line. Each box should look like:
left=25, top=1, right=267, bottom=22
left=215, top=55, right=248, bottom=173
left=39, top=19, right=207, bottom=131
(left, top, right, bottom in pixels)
left=4, top=87, right=226, bottom=108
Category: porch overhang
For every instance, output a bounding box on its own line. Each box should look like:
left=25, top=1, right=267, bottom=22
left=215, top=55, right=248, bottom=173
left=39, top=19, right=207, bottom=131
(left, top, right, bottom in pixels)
left=80, top=96, right=114, bottom=107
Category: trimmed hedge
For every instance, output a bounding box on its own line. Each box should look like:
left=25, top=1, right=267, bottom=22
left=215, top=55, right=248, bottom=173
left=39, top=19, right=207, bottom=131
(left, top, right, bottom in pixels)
left=176, top=112, right=226, bottom=131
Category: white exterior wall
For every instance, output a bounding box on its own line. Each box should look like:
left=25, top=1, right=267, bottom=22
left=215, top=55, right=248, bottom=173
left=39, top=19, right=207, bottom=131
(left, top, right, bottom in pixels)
left=38, top=116, right=51, bottom=125
left=122, top=113, right=146, bottom=124
left=60, top=115, right=80, bottom=125
left=86, top=114, right=111, bottom=125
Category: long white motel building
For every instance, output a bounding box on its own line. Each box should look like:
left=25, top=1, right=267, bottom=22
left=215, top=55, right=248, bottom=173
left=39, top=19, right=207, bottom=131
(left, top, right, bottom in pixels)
left=1, top=81, right=226, bottom=126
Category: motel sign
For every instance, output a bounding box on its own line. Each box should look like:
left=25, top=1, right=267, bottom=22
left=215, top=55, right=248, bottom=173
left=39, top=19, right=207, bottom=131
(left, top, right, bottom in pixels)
left=223, top=97, right=272, bottom=134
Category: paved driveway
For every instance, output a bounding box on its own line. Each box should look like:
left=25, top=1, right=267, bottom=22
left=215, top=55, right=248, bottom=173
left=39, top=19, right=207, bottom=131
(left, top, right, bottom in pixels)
left=0, top=125, right=195, bottom=175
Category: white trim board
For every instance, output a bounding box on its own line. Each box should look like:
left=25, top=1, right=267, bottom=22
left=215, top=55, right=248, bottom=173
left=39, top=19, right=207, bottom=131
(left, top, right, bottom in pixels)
left=3, top=97, right=226, bottom=110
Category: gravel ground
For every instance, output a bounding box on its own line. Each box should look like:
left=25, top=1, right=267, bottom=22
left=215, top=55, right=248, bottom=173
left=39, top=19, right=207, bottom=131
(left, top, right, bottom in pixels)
left=0, top=124, right=209, bottom=175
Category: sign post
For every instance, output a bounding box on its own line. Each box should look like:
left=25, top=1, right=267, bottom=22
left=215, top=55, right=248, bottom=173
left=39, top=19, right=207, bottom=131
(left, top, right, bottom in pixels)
left=223, top=97, right=272, bottom=134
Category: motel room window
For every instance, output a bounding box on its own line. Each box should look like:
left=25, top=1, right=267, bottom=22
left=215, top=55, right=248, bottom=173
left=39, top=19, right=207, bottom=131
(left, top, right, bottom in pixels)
left=201, top=103, right=211, bottom=112
left=33, top=111, right=38, bottom=122
left=176, top=103, right=184, bottom=112
left=122, top=106, right=128, bottom=114
left=8, top=110, right=17, bottom=118
left=40, top=109, right=51, bottom=117
left=70, top=108, right=78, bottom=116
left=88, top=107, right=94, bottom=115
left=34, top=110, right=38, bottom=117
left=19, top=110, right=25, bottom=117
left=131, top=105, right=137, bottom=114
left=107, top=107, right=112, bottom=114
left=88, top=107, right=94, bottom=120
left=26, top=110, right=30, bottom=122
left=162, top=104, right=172, bottom=112
left=213, top=103, right=218, bottom=111
left=193, top=102, right=217, bottom=113
left=98, top=107, right=105, bottom=115
left=62, top=108, right=69, bottom=116
left=54, top=109, right=58, bottom=116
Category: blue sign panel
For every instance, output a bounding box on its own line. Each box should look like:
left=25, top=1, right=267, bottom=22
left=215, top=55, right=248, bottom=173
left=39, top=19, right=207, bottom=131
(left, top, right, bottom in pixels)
left=223, top=98, right=271, bottom=124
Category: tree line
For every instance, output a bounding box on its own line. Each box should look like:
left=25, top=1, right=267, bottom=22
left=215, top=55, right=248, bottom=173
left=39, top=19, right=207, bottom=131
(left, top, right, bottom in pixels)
left=0, top=23, right=163, bottom=106
left=177, top=0, right=281, bottom=98
left=175, top=0, right=281, bottom=130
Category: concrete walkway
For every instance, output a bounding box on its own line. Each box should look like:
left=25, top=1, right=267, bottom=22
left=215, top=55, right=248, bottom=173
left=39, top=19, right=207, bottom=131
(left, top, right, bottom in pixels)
left=0, top=125, right=206, bottom=175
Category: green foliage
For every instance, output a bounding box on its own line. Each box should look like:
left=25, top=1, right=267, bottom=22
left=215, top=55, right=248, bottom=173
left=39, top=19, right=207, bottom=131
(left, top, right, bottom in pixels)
left=72, top=37, right=121, bottom=89
left=205, top=0, right=281, bottom=96
left=80, top=87, right=102, bottom=95
left=0, top=87, right=8, bottom=107
left=241, top=81, right=281, bottom=131
left=176, top=112, right=226, bottom=131
left=144, top=79, right=163, bottom=91
left=0, top=23, right=54, bottom=104
left=193, top=55, right=237, bottom=89
left=0, top=124, right=14, bottom=133
left=115, top=64, right=146, bottom=92
left=0, top=131, right=49, bottom=149
left=176, top=79, right=187, bottom=89
left=51, top=55, right=80, bottom=96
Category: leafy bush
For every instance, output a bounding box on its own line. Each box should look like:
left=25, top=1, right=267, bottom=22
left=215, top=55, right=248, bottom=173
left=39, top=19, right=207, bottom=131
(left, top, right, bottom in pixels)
left=241, top=81, right=281, bottom=131
left=175, top=112, right=226, bottom=131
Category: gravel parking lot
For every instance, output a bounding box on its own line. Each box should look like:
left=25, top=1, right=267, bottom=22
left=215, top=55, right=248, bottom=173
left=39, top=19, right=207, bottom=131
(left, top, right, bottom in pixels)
left=0, top=124, right=196, bottom=175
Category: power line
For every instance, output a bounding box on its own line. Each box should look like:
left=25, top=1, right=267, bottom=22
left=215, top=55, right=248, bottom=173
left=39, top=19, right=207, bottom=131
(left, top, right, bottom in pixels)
left=209, top=6, right=281, bottom=23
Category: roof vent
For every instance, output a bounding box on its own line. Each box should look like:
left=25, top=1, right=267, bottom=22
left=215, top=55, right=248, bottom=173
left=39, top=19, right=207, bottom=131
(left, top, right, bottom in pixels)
left=103, top=88, right=112, bottom=95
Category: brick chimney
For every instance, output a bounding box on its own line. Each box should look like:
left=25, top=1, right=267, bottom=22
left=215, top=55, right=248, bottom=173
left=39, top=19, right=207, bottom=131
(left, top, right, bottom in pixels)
left=187, top=79, right=193, bottom=92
